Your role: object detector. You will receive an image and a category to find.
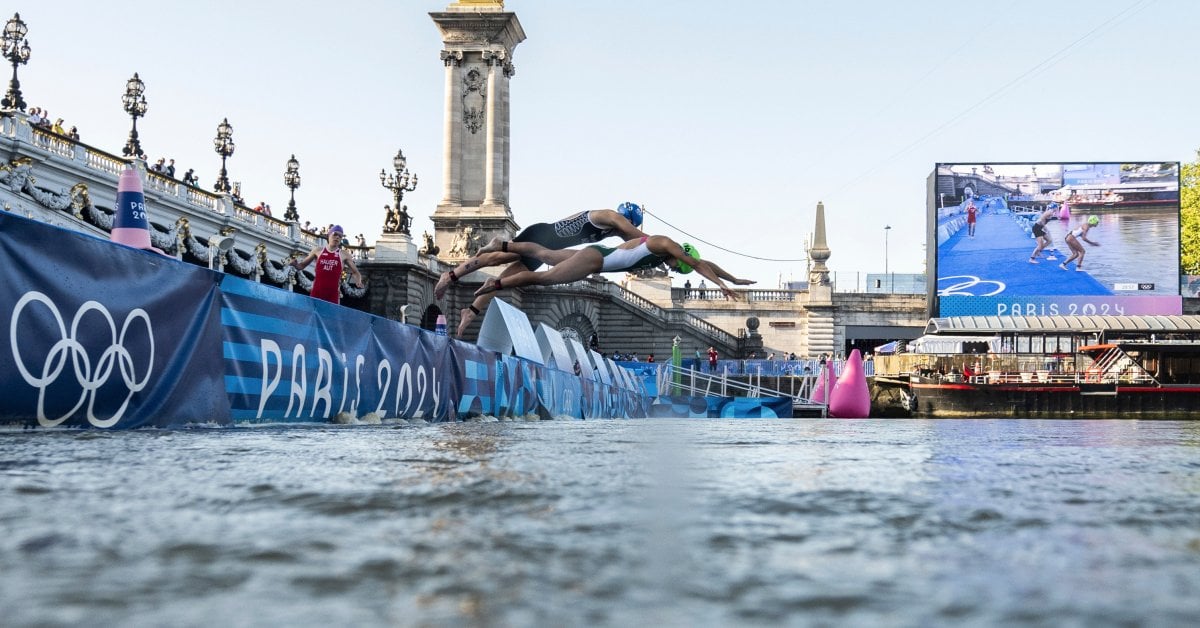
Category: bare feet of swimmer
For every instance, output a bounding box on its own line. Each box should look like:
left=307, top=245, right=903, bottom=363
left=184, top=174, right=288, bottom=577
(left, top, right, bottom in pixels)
left=434, top=271, right=454, bottom=300
left=456, top=307, right=476, bottom=337
left=478, top=237, right=505, bottom=255
left=474, top=277, right=502, bottom=297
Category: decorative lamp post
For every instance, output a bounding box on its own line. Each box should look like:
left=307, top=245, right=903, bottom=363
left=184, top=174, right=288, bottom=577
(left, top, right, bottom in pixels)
left=283, top=154, right=301, bottom=222
left=1, top=13, right=31, bottom=111
left=212, top=118, right=235, bottom=193
left=120, top=73, right=148, bottom=158
left=380, top=148, right=418, bottom=235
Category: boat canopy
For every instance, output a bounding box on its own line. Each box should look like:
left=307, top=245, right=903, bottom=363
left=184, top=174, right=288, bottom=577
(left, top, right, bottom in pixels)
left=910, top=335, right=1001, bottom=354
left=925, top=316, right=1200, bottom=335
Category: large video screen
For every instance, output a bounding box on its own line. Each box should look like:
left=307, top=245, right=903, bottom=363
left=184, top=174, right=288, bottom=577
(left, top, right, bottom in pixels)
left=928, top=162, right=1181, bottom=317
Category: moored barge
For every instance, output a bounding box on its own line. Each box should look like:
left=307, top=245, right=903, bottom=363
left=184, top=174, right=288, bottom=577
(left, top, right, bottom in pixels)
left=871, top=316, right=1200, bottom=418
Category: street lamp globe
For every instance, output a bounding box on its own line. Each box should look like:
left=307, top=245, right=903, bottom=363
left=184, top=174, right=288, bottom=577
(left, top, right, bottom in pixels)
left=1, top=12, right=32, bottom=111
left=283, top=154, right=301, bottom=223
left=212, top=118, right=236, bottom=193
left=120, top=72, right=148, bottom=158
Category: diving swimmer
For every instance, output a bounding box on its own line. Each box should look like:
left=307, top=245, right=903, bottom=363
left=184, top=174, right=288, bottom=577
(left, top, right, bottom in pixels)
left=435, top=203, right=647, bottom=336
left=471, top=235, right=755, bottom=299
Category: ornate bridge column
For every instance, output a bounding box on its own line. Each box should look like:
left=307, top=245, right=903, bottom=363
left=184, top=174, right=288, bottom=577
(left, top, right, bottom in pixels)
left=440, top=50, right=463, bottom=206
left=429, top=1, right=525, bottom=261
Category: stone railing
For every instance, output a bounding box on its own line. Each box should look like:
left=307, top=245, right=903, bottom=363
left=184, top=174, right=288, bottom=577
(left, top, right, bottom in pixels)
left=613, top=284, right=738, bottom=346
left=0, top=111, right=377, bottom=295
left=614, top=283, right=662, bottom=316
left=674, top=287, right=798, bottom=302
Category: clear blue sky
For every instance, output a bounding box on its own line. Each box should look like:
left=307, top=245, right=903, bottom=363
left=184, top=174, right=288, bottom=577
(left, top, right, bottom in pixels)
left=14, top=0, right=1198, bottom=288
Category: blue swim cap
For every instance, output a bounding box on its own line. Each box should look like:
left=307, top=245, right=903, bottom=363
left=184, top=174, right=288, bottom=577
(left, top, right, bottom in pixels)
left=617, top=202, right=643, bottom=227
left=676, top=242, right=701, bottom=274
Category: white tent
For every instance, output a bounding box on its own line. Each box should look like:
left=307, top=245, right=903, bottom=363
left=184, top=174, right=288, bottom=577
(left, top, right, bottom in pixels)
left=874, top=341, right=900, bottom=354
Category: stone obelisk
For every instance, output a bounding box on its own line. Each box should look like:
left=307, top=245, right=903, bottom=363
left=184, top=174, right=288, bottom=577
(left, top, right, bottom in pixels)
left=805, top=201, right=835, bottom=357
left=429, top=0, right=526, bottom=261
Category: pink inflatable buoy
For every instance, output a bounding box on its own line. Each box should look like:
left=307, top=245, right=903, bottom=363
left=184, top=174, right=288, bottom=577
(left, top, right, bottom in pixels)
left=810, top=360, right=833, bottom=404
left=829, top=349, right=871, bottom=418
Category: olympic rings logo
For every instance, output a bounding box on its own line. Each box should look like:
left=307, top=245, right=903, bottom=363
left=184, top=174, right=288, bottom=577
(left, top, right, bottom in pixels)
left=10, top=291, right=154, bottom=428
left=938, top=275, right=1006, bottom=297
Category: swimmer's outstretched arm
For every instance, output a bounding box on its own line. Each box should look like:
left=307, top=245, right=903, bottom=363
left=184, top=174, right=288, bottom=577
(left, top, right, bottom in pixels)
left=703, top=259, right=756, bottom=285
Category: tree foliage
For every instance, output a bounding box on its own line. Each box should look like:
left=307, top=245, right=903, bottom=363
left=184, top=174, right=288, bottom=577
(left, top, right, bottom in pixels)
left=1182, top=150, right=1200, bottom=274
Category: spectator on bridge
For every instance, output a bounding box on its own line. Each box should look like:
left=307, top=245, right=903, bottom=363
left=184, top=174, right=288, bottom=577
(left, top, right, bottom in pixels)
left=166, top=159, right=176, bottom=178
left=683, top=278, right=692, bottom=299
left=68, top=126, right=79, bottom=141
left=182, top=168, right=198, bottom=186
left=471, top=235, right=752, bottom=302
left=697, top=279, right=707, bottom=298
left=51, top=118, right=66, bottom=135
left=434, top=203, right=648, bottom=337
left=647, top=354, right=655, bottom=363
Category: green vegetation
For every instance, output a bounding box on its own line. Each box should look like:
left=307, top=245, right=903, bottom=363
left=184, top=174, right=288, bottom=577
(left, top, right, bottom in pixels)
left=1182, top=151, right=1200, bottom=274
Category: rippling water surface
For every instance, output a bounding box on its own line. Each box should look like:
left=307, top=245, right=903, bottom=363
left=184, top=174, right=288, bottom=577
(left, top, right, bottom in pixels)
left=2, top=419, right=1199, bottom=626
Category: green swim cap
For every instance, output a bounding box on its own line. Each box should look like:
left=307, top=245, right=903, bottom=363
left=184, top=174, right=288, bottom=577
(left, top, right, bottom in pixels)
left=1087, top=215, right=1099, bottom=226
left=676, top=242, right=702, bottom=274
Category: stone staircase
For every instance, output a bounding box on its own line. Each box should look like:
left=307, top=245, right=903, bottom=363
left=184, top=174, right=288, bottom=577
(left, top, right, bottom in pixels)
left=441, top=273, right=744, bottom=360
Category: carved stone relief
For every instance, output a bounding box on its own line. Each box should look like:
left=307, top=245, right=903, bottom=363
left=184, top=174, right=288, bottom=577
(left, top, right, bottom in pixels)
left=462, top=67, right=487, bottom=134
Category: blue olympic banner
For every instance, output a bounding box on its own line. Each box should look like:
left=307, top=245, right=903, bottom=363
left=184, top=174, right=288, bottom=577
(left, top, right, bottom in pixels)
left=0, top=214, right=227, bottom=428
left=650, top=395, right=794, bottom=419
left=220, top=274, right=648, bottom=423
left=617, top=362, right=796, bottom=418
left=0, top=212, right=648, bottom=428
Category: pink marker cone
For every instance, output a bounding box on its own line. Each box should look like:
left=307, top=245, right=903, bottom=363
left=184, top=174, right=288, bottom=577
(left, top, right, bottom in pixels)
left=829, top=349, right=871, bottom=418
left=111, top=168, right=152, bottom=249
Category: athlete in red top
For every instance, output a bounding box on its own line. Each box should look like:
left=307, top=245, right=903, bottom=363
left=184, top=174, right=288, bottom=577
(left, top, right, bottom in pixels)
left=290, top=225, right=364, bottom=304
left=966, top=202, right=977, bottom=238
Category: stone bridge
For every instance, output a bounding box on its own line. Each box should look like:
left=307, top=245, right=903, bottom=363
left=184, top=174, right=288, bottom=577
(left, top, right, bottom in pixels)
left=1, top=111, right=928, bottom=360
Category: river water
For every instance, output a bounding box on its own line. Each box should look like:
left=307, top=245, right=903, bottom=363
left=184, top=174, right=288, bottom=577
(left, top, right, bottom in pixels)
left=2, top=419, right=1199, bottom=627
left=1042, top=210, right=1178, bottom=295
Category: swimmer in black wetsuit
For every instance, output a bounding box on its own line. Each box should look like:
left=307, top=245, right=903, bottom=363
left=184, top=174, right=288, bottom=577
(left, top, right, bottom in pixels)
left=1028, top=205, right=1057, bottom=264
left=435, top=203, right=647, bottom=336
left=472, top=235, right=755, bottom=300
